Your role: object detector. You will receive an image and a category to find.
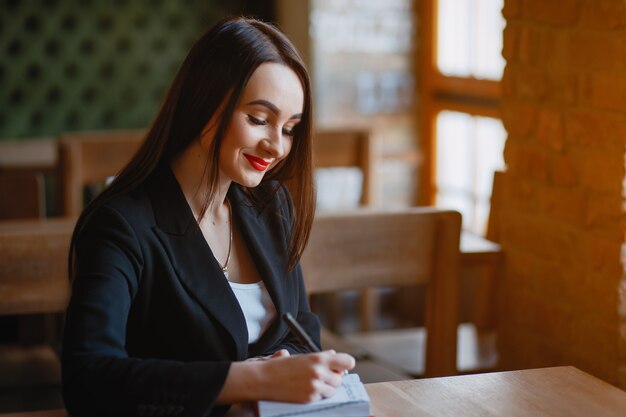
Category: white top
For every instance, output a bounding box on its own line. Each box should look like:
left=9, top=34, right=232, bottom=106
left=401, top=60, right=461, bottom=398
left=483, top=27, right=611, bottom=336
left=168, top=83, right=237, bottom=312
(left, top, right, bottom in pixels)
left=228, top=280, right=276, bottom=344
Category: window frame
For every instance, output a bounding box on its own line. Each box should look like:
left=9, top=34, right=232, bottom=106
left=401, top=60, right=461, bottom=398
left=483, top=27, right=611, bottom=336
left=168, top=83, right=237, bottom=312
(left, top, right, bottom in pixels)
left=416, top=0, right=503, bottom=206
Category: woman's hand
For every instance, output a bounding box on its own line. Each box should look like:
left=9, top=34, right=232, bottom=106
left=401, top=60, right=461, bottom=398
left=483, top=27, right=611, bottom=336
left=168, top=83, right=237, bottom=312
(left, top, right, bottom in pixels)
left=257, top=350, right=355, bottom=403
left=217, top=350, right=355, bottom=404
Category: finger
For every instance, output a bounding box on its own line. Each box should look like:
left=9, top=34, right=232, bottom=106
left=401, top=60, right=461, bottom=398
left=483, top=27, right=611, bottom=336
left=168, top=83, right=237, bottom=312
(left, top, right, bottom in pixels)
left=322, top=370, right=344, bottom=388
left=326, top=352, right=356, bottom=372
left=271, top=349, right=290, bottom=358
left=316, top=379, right=339, bottom=399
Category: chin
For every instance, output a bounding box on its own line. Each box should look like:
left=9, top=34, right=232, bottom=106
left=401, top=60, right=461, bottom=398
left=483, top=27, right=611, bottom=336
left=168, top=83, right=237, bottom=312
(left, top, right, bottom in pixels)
left=235, top=174, right=265, bottom=189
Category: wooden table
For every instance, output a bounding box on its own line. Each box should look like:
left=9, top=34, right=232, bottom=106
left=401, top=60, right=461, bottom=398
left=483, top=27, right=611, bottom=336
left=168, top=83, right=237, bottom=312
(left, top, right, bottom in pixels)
left=3, top=367, right=624, bottom=417
left=460, top=231, right=501, bottom=265
left=367, top=366, right=626, bottom=417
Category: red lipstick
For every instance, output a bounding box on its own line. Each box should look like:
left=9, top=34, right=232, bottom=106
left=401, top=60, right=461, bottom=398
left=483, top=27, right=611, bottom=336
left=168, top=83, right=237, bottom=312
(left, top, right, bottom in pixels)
left=244, top=154, right=271, bottom=171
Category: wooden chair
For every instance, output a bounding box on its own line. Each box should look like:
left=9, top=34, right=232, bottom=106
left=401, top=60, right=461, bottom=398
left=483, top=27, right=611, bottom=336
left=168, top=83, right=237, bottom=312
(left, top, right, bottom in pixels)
left=0, top=138, right=60, bottom=216
left=0, top=218, right=74, bottom=412
left=312, top=128, right=378, bottom=207
left=58, top=130, right=144, bottom=216
left=390, top=171, right=504, bottom=374
left=0, top=172, right=45, bottom=220
left=302, top=207, right=462, bottom=378
left=310, top=129, right=385, bottom=331
left=0, top=139, right=57, bottom=175
left=0, top=170, right=50, bottom=366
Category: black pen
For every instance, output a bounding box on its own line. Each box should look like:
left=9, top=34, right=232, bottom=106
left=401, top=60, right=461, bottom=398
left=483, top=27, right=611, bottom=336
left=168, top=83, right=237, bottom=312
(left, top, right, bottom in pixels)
left=282, top=312, right=349, bottom=375
left=282, top=312, right=321, bottom=352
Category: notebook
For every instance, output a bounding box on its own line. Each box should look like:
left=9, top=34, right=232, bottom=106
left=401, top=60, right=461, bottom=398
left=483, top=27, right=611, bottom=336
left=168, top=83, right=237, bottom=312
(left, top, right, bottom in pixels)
left=257, top=373, right=371, bottom=417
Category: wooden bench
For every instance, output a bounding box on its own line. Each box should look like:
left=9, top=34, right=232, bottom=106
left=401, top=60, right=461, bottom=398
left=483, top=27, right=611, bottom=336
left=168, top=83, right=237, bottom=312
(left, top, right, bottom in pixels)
left=0, top=218, right=74, bottom=413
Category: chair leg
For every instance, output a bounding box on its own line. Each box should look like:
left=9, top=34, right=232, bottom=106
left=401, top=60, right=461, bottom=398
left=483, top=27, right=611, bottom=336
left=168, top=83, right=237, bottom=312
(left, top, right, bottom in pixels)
left=358, top=289, right=378, bottom=332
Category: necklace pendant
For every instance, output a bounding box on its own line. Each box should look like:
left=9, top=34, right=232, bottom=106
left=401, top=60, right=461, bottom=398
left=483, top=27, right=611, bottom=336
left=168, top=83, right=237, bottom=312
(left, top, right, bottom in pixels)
left=223, top=269, right=229, bottom=279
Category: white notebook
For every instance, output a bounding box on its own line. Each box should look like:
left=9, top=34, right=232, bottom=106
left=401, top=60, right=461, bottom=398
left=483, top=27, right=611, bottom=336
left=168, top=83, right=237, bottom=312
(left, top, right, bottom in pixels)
left=257, top=373, right=371, bottom=417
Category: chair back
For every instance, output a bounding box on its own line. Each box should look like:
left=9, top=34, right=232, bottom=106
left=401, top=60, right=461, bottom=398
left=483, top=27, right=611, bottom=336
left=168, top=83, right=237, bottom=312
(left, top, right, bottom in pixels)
left=59, top=130, right=144, bottom=216
left=0, top=172, right=45, bottom=219
left=313, top=129, right=378, bottom=207
left=302, top=207, right=462, bottom=377
left=0, top=219, right=74, bottom=316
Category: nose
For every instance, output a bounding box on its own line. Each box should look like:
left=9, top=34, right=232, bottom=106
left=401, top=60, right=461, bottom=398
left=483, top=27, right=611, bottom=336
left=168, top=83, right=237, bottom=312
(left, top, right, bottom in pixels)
left=262, top=128, right=286, bottom=159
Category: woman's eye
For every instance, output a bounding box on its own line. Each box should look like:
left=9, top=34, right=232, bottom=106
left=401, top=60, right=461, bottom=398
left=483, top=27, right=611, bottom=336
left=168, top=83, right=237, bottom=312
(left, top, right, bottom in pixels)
left=282, top=128, right=295, bottom=137
left=247, top=115, right=266, bottom=126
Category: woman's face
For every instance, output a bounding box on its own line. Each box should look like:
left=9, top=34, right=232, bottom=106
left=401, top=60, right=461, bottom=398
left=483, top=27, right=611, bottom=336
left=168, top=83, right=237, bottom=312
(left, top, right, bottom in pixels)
left=207, top=62, right=305, bottom=188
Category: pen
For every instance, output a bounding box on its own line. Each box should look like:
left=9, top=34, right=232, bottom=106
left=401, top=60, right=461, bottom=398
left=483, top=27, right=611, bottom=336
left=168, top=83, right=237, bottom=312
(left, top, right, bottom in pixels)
left=283, top=312, right=320, bottom=352
left=282, top=312, right=349, bottom=375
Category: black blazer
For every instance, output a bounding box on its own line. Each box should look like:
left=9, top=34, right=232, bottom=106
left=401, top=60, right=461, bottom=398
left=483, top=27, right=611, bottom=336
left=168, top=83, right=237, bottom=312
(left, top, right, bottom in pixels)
left=61, top=166, right=320, bottom=417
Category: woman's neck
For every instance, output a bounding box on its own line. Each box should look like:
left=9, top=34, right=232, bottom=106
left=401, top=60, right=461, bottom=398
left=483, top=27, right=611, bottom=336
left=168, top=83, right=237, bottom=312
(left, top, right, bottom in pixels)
left=171, top=139, right=231, bottom=221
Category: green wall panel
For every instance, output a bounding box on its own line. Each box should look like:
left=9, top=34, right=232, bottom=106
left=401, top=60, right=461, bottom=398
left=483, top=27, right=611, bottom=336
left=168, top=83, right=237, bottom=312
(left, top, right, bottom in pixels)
left=0, top=0, right=274, bottom=140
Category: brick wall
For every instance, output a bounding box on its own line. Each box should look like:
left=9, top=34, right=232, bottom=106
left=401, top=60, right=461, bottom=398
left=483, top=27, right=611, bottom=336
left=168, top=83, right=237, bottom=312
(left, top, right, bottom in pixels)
left=499, top=0, right=626, bottom=387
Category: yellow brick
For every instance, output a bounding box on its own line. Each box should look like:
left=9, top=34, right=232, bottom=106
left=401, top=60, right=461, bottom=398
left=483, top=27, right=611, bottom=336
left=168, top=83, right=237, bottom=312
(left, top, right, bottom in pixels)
left=537, top=108, right=564, bottom=151
left=502, top=0, right=522, bottom=19
left=567, top=30, right=626, bottom=73
left=545, top=70, right=578, bottom=105
left=523, top=0, right=582, bottom=27
left=538, top=185, right=586, bottom=225
left=501, top=100, right=538, bottom=137
left=585, top=191, right=622, bottom=229
left=565, top=110, right=626, bottom=150
left=578, top=149, right=623, bottom=193
left=499, top=0, right=626, bottom=378
left=519, top=27, right=568, bottom=68
left=550, top=153, right=579, bottom=186
left=589, top=73, right=626, bottom=113
left=514, top=66, right=548, bottom=99
left=580, top=0, right=626, bottom=30
left=528, top=147, right=549, bottom=182
left=499, top=174, right=541, bottom=214
left=532, top=221, right=582, bottom=265
left=571, top=317, right=619, bottom=370
left=518, top=26, right=534, bottom=65
left=576, top=272, right=621, bottom=319
left=502, top=24, right=519, bottom=61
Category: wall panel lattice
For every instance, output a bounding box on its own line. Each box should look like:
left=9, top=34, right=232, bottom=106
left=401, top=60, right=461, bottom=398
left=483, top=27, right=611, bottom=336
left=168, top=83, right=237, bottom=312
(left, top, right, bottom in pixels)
left=0, top=0, right=272, bottom=139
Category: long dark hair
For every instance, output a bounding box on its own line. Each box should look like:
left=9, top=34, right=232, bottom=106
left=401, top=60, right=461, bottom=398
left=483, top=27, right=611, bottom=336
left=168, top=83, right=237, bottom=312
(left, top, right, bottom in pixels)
left=71, top=16, right=315, bottom=274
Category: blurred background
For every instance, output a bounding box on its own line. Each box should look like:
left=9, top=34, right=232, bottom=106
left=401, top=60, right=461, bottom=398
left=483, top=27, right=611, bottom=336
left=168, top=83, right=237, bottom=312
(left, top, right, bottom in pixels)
left=0, top=0, right=505, bottom=232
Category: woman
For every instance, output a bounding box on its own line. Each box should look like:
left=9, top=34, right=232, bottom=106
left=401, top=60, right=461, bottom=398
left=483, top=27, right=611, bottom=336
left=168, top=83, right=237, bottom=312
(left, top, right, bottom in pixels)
left=62, top=16, right=355, bottom=417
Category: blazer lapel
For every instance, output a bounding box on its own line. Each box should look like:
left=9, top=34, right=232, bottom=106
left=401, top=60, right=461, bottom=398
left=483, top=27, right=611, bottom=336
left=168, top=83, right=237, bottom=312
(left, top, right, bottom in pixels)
left=147, top=166, right=249, bottom=360
left=230, top=186, right=298, bottom=355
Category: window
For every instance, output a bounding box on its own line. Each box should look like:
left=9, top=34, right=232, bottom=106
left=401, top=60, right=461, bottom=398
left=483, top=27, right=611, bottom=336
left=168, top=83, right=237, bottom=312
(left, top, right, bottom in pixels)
left=309, top=0, right=418, bottom=207
left=418, top=0, right=506, bottom=235
left=435, top=111, right=506, bottom=234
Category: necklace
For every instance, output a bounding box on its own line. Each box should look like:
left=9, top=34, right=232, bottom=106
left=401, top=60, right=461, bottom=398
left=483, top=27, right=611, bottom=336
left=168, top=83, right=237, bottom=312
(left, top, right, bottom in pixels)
left=219, top=199, right=233, bottom=279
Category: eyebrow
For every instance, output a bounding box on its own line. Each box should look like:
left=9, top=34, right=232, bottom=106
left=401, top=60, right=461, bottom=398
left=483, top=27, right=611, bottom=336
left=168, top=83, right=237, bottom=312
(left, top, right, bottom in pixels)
left=246, top=99, right=302, bottom=120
